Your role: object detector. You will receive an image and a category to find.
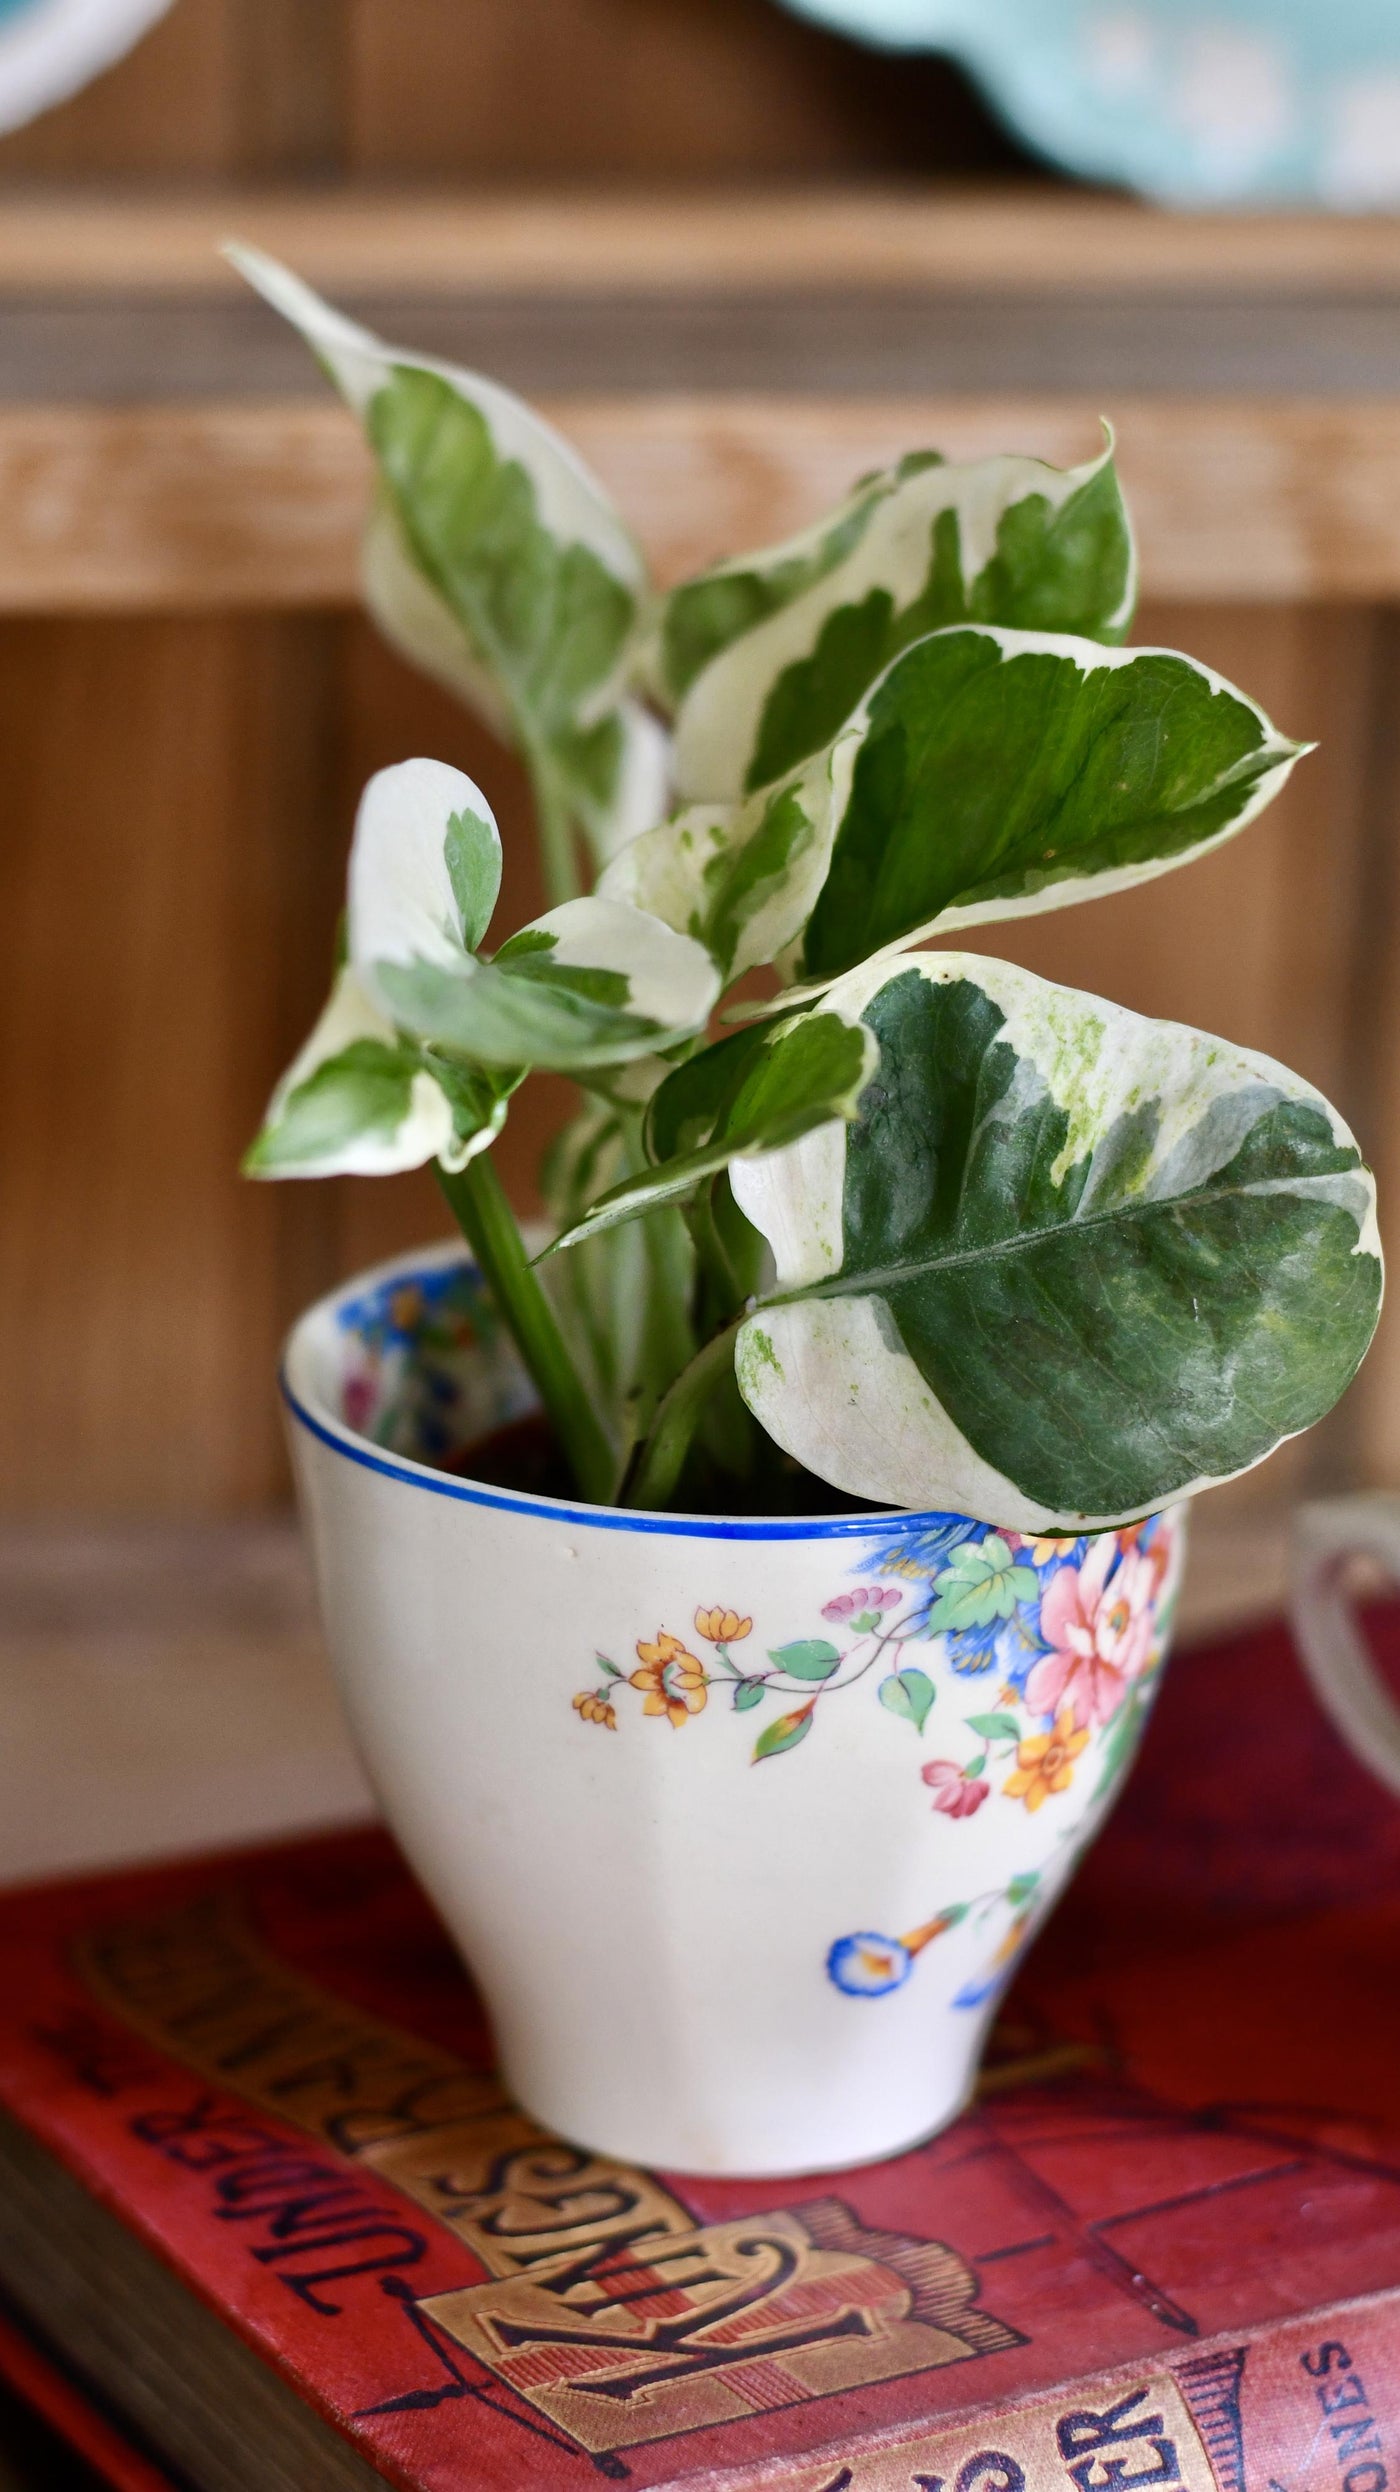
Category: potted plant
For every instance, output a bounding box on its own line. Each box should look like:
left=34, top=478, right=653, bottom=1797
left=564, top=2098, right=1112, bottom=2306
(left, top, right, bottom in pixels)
left=239, top=250, right=1381, bottom=2176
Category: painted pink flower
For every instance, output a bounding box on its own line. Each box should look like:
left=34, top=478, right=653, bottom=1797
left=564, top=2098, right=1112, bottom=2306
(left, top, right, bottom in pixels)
left=343, top=1370, right=376, bottom=1433
left=823, top=1586, right=902, bottom=1625
left=922, top=1759, right=991, bottom=1819
left=1026, top=1539, right=1160, bottom=1730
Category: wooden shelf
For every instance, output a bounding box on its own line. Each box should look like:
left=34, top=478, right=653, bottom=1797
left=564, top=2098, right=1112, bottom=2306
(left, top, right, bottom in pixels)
left=2, top=186, right=1400, bottom=297
left=2, top=188, right=1400, bottom=610
left=4, top=392, right=1400, bottom=612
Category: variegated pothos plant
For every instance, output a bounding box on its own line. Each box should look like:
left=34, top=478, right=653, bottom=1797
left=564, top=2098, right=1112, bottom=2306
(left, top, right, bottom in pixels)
left=238, top=249, right=1382, bottom=1530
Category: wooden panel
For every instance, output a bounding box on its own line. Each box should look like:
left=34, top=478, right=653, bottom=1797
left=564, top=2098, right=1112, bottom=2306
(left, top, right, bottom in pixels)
left=5, top=190, right=1400, bottom=298
left=9, top=396, right=1400, bottom=613
left=344, top=0, right=1023, bottom=181
left=0, top=612, right=346, bottom=1515
left=0, top=0, right=1023, bottom=184
left=0, top=0, right=235, bottom=175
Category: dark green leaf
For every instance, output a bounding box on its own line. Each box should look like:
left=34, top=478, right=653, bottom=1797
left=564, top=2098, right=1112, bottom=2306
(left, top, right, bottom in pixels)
left=798, top=630, right=1304, bottom=984
left=544, top=1011, right=877, bottom=1255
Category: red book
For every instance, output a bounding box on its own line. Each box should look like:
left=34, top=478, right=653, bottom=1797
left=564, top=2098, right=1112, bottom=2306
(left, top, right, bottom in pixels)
left=1, top=1605, right=1399, bottom=2491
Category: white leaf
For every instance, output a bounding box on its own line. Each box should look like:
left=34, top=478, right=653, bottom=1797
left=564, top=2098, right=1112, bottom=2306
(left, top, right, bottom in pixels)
left=348, top=757, right=501, bottom=1007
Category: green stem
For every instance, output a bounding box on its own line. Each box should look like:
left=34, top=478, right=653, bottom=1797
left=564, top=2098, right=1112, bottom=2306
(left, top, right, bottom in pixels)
left=624, top=1318, right=743, bottom=1512
left=437, top=1154, right=615, bottom=1506
left=527, top=751, right=582, bottom=909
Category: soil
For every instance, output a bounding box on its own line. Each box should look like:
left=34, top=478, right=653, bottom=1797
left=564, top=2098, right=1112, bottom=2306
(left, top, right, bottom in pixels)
left=435, top=1411, right=886, bottom=1519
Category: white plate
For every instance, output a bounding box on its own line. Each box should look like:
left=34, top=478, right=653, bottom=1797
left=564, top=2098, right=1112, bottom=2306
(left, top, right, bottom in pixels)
left=0, top=0, right=175, bottom=135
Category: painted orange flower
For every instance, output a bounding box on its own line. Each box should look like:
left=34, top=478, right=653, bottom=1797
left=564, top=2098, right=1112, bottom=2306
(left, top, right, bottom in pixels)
left=1003, top=1709, right=1089, bottom=1813
left=694, top=1606, right=752, bottom=1644
left=631, top=1632, right=708, bottom=1727
left=572, top=1690, right=617, bottom=1730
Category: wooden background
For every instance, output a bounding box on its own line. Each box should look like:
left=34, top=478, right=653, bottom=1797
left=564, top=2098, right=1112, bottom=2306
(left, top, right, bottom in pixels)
left=3, top=0, right=1399, bottom=1525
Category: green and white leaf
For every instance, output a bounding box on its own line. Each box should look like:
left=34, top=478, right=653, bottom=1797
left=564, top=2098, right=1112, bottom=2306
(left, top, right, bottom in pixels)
left=348, top=755, right=502, bottom=988
left=731, top=952, right=1382, bottom=1530
left=378, top=896, right=719, bottom=1073
left=346, top=756, right=718, bottom=1072
left=608, top=626, right=1306, bottom=999
left=229, top=246, right=665, bottom=869
left=244, top=967, right=504, bottom=1179
left=599, top=736, right=859, bottom=989
left=660, top=436, right=1137, bottom=802
left=545, top=1007, right=877, bottom=1254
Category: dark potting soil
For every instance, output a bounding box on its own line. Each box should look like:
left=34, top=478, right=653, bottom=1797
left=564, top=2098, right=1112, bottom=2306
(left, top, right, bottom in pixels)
left=435, top=1411, right=885, bottom=1519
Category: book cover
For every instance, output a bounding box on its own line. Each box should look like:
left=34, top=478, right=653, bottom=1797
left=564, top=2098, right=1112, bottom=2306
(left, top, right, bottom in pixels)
left=0, top=1605, right=1398, bottom=2491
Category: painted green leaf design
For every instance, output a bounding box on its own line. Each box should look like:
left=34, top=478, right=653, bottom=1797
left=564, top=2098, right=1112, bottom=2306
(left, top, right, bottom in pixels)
left=544, top=1009, right=878, bottom=1255
left=732, top=952, right=1382, bottom=1530
left=923, top=1538, right=1041, bottom=1632
left=733, top=1680, right=766, bottom=1712
left=605, top=627, right=1305, bottom=1001
left=753, top=1702, right=815, bottom=1762
left=661, top=436, right=1137, bottom=803
left=878, top=1668, right=936, bottom=1733
left=965, top=1713, right=1022, bottom=1744
left=767, top=1638, right=842, bottom=1681
left=1006, top=1872, right=1042, bottom=1907
left=228, top=247, right=666, bottom=868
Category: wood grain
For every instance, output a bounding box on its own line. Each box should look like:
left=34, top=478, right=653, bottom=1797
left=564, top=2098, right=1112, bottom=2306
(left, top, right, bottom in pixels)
left=342, top=0, right=1023, bottom=182
left=3, top=189, right=1400, bottom=297
left=8, top=396, right=1400, bottom=612
left=0, top=614, right=346, bottom=1514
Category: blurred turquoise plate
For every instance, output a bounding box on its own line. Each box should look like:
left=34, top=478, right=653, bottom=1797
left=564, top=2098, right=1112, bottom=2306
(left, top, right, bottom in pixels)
left=779, top=0, right=1400, bottom=205
left=0, top=0, right=174, bottom=135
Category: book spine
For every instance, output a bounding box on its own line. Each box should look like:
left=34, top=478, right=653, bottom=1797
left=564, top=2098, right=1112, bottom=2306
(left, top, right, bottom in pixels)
left=682, top=2293, right=1400, bottom=2492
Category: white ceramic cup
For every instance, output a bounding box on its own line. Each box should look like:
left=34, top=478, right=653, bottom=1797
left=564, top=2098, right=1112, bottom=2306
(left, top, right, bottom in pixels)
left=285, top=1241, right=1187, bottom=2178
left=1293, top=1494, right=1400, bottom=1801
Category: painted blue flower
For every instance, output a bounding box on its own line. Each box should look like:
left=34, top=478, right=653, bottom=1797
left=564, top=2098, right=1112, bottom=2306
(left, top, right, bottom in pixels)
left=862, top=1519, right=992, bottom=1586
left=826, top=1932, right=915, bottom=1996
left=338, top=1260, right=481, bottom=1354
left=953, top=1972, right=1008, bottom=2011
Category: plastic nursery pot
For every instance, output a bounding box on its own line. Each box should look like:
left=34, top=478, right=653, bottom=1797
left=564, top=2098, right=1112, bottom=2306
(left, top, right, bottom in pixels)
left=284, top=1242, right=1186, bottom=2179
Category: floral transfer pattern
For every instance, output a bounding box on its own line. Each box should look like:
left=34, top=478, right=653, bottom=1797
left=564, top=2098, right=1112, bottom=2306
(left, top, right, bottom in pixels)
left=335, top=1256, right=533, bottom=1466
left=571, top=1506, right=1183, bottom=2010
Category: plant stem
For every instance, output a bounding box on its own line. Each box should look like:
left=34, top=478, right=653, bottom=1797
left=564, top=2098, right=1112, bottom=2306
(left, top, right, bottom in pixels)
left=624, top=1318, right=743, bottom=1512
left=527, top=750, right=583, bottom=909
left=437, top=1153, right=615, bottom=1506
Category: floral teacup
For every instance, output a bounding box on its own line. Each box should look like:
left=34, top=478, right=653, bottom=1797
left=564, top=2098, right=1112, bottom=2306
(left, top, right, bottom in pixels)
left=285, top=1242, right=1186, bottom=2177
